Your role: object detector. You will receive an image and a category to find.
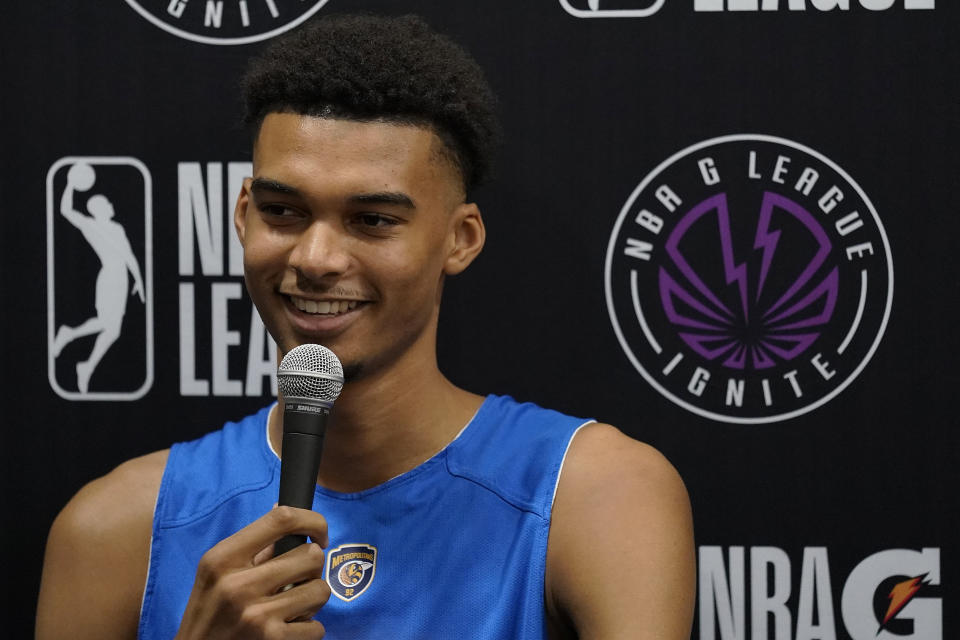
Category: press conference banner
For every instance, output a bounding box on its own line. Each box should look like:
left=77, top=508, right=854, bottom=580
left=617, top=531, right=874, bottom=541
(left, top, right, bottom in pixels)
left=3, top=2, right=955, bottom=638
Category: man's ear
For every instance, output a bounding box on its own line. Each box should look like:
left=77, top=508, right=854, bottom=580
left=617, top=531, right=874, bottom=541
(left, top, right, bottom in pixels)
left=444, top=203, right=486, bottom=275
left=234, top=177, right=251, bottom=245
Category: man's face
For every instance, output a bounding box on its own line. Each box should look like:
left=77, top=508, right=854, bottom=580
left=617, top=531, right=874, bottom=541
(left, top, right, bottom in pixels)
left=235, top=113, right=482, bottom=380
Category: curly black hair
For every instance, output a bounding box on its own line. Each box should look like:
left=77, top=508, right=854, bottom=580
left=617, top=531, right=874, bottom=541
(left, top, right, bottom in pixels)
left=242, top=14, right=500, bottom=193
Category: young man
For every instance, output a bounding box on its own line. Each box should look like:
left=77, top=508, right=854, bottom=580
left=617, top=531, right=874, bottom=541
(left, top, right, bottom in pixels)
left=37, top=15, right=694, bottom=639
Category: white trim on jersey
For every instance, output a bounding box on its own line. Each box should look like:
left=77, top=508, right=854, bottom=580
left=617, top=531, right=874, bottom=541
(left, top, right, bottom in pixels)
left=550, top=420, right=596, bottom=510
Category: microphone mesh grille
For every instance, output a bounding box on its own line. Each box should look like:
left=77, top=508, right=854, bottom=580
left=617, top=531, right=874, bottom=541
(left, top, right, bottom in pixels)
left=277, top=344, right=344, bottom=403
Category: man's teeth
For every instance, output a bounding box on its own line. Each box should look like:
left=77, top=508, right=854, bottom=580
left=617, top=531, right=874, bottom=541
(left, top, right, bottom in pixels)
left=292, top=298, right=359, bottom=314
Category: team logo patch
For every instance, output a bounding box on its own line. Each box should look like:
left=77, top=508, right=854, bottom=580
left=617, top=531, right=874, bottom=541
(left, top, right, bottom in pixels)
left=604, top=135, right=893, bottom=424
left=123, top=0, right=331, bottom=46
left=326, top=543, right=377, bottom=601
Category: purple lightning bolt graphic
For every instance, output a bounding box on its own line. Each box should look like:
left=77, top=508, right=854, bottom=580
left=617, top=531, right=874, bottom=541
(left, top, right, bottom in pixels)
left=658, top=191, right=838, bottom=370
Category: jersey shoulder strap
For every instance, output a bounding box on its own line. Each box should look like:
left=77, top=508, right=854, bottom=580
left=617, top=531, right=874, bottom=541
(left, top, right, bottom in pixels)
left=155, top=405, right=277, bottom=527
left=445, top=394, right=594, bottom=519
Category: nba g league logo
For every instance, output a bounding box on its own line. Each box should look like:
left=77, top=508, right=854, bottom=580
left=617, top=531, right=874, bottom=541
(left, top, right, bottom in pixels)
left=605, top=135, right=893, bottom=424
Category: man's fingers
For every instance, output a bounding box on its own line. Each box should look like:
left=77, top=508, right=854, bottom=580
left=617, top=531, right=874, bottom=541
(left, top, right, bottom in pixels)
left=275, top=578, right=331, bottom=622
left=177, top=507, right=331, bottom=638
left=238, top=579, right=330, bottom=635
left=235, top=591, right=328, bottom=640
left=252, top=543, right=275, bottom=566
left=278, top=619, right=326, bottom=640
left=219, top=541, right=326, bottom=599
left=197, top=507, right=327, bottom=585
left=259, top=542, right=328, bottom=593
left=210, top=506, right=327, bottom=565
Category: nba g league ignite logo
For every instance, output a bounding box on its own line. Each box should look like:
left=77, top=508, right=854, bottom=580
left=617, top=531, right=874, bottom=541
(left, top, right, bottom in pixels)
left=605, top=135, right=893, bottom=424
left=123, top=0, right=331, bottom=45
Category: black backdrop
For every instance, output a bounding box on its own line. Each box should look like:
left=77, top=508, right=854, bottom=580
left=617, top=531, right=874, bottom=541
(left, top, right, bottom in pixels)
left=3, top=2, right=956, bottom=638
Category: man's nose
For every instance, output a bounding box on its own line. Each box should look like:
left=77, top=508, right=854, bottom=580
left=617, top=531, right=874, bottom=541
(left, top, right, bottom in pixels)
left=289, top=220, right=351, bottom=280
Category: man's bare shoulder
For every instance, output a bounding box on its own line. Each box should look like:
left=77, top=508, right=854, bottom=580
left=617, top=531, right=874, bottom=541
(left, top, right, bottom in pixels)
left=550, top=423, right=691, bottom=554
left=58, top=449, right=169, bottom=529
left=561, top=423, right=688, bottom=499
left=546, top=423, right=694, bottom=639
left=37, top=450, right=169, bottom=640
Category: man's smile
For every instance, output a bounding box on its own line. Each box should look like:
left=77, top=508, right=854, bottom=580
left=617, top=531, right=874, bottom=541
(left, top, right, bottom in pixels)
left=281, top=292, right=372, bottom=338
left=289, top=295, right=363, bottom=315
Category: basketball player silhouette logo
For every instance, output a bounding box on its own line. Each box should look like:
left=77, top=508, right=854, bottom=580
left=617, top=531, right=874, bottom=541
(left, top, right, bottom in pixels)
left=52, top=162, right=145, bottom=394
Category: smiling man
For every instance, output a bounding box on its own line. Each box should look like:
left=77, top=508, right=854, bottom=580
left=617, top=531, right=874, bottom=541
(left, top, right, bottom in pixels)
left=37, top=14, right=694, bottom=639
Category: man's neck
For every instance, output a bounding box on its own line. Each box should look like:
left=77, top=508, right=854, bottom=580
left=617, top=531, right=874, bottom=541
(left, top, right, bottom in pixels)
left=269, top=355, right=484, bottom=493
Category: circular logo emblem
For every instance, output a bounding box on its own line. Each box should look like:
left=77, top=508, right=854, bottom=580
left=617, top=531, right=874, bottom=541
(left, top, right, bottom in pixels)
left=124, top=0, right=331, bottom=46
left=604, top=134, right=893, bottom=424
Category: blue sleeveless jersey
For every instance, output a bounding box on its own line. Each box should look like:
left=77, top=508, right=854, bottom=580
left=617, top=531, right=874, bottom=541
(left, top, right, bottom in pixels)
left=138, top=395, right=592, bottom=639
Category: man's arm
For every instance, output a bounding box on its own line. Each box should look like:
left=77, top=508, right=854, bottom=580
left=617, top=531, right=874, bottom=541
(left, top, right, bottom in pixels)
left=36, top=450, right=168, bottom=640
left=545, top=423, right=695, bottom=639
left=37, top=451, right=332, bottom=640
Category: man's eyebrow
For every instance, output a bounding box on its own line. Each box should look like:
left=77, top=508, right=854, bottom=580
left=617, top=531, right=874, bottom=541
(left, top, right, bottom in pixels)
left=349, top=192, right=416, bottom=209
left=250, top=179, right=416, bottom=209
left=249, top=178, right=301, bottom=197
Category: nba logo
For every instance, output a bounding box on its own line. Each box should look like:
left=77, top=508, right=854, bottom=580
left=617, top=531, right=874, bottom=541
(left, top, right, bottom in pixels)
left=559, top=0, right=665, bottom=17
left=46, top=157, right=154, bottom=400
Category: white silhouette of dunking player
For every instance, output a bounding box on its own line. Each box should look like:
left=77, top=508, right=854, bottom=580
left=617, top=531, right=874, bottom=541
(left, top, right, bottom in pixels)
left=52, top=163, right=145, bottom=393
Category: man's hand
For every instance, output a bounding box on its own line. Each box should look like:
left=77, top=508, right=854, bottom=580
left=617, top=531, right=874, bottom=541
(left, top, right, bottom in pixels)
left=174, top=506, right=331, bottom=640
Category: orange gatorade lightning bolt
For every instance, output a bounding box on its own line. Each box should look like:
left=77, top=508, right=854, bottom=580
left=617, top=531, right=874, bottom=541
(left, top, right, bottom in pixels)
left=882, top=575, right=926, bottom=627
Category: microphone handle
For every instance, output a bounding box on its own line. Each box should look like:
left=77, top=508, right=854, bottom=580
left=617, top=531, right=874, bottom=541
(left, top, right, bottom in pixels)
left=275, top=404, right=328, bottom=557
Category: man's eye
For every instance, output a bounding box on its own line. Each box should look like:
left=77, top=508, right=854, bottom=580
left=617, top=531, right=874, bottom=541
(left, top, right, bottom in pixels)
left=357, top=213, right=397, bottom=228
left=260, top=204, right=298, bottom=218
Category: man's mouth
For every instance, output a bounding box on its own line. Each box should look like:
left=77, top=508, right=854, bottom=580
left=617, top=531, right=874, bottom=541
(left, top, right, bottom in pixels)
left=290, top=296, right=362, bottom=315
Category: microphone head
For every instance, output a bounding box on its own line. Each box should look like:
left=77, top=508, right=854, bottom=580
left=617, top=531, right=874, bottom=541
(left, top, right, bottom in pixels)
left=277, top=344, right=344, bottom=406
